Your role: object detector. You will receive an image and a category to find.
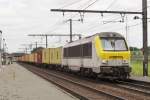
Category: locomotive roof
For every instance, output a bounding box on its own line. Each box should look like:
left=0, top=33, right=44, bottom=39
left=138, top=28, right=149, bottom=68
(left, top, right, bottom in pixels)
left=64, top=32, right=124, bottom=47
left=98, top=32, right=124, bottom=38
left=84, top=32, right=124, bottom=39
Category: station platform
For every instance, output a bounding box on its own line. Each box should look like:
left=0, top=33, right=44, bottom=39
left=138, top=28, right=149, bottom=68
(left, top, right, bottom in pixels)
left=0, top=63, right=78, bottom=100
left=130, top=75, right=150, bottom=83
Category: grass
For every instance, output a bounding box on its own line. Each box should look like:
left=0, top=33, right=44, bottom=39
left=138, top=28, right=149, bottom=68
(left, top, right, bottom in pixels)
left=131, top=60, right=150, bottom=76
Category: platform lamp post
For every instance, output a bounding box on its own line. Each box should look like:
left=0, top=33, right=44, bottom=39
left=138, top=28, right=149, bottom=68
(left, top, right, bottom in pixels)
left=0, top=30, right=2, bottom=67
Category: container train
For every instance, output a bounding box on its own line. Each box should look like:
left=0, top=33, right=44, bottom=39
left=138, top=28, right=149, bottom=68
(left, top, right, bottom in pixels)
left=17, top=32, right=131, bottom=80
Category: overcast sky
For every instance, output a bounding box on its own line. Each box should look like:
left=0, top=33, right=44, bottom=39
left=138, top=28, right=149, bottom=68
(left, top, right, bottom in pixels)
left=0, top=0, right=149, bottom=53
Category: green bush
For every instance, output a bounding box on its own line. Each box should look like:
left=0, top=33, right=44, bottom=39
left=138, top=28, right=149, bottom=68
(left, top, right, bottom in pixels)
left=131, top=60, right=150, bottom=76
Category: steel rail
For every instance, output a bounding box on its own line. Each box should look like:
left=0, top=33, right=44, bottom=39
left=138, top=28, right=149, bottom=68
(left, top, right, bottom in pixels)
left=25, top=65, right=125, bottom=100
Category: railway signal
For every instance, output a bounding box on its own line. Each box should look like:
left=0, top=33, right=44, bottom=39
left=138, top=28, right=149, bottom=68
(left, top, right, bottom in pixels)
left=51, top=0, right=148, bottom=76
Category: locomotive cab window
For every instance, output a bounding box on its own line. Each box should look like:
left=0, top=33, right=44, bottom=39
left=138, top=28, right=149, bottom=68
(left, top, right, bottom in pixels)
left=100, top=37, right=128, bottom=51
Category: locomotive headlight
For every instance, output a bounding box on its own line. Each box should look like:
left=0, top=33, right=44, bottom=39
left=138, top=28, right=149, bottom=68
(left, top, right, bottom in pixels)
left=122, top=60, right=129, bottom=64
left=102, top=60, right=108, bottom=64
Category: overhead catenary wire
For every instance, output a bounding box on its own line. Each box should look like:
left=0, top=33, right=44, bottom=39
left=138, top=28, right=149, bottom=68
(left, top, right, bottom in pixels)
left=56, top=0, right=144, bottom=29
left=81, top=0, right=95, bottom=9
left=45, top=0, right=97, bottom=34
left=136, top=4, right=150, bottom=11
left=79, top=16, right=142, bottom=35
left=78, top=15, right=125, bottom=32
left=101, top=19, right=147, bottom=33
left=69, top=0, right=129, bottom=33
left=40, top=1, right=98, bottom=44
left=73, top=13, right=124, bottom=35
left=48, top=0, right=98, bottom=34
left=53, top=0, right=125, bottom=33
left=59, top=0, right=85, bottom=9
left=107, top=22, right=142, bottom=32
left=74, top=14, right=122, bottom=33
left=70, top=0, right=100, bottom=19
left=45, top=21, right=67, bottom=34
left=77, top=10, right=139, bottom=34
left=105, top=0, right=118, bottom=10
left=51, top=0, right=145, bottom=37
left=83, top=0, right=99, bottom=10
left=56, top=0, right=102, bottom=36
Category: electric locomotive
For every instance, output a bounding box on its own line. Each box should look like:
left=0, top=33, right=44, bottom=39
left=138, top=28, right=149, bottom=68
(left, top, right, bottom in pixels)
left=62, top=32, right=131, bottom=79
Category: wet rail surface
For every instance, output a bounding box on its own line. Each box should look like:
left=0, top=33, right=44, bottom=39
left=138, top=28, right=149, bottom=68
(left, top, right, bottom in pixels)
left=20, top=63, right=150, bottom=100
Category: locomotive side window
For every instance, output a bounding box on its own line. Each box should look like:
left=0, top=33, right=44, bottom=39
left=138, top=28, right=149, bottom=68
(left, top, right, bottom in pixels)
left=82, top=42, right=92, bottom=57
left=63, top=42, right=92, bottom=58
left=68, top=45, right=82, bottom=57
left=101, top=37, right=128, bottom=51
left=64, top=48, right=68, bottom=57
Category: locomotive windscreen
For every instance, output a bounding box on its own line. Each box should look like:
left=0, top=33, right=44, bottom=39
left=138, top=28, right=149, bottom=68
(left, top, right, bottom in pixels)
left=100, top=37, right=128, bottom=51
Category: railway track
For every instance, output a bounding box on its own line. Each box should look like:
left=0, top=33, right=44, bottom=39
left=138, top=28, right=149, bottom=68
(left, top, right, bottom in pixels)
left=23, top=64, right=124, bottom=100
left=127, top=79, right=150, bottom=88
left=20, top=63, right=150, bottom=100
left=116, top=80, right=150, bottom=95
